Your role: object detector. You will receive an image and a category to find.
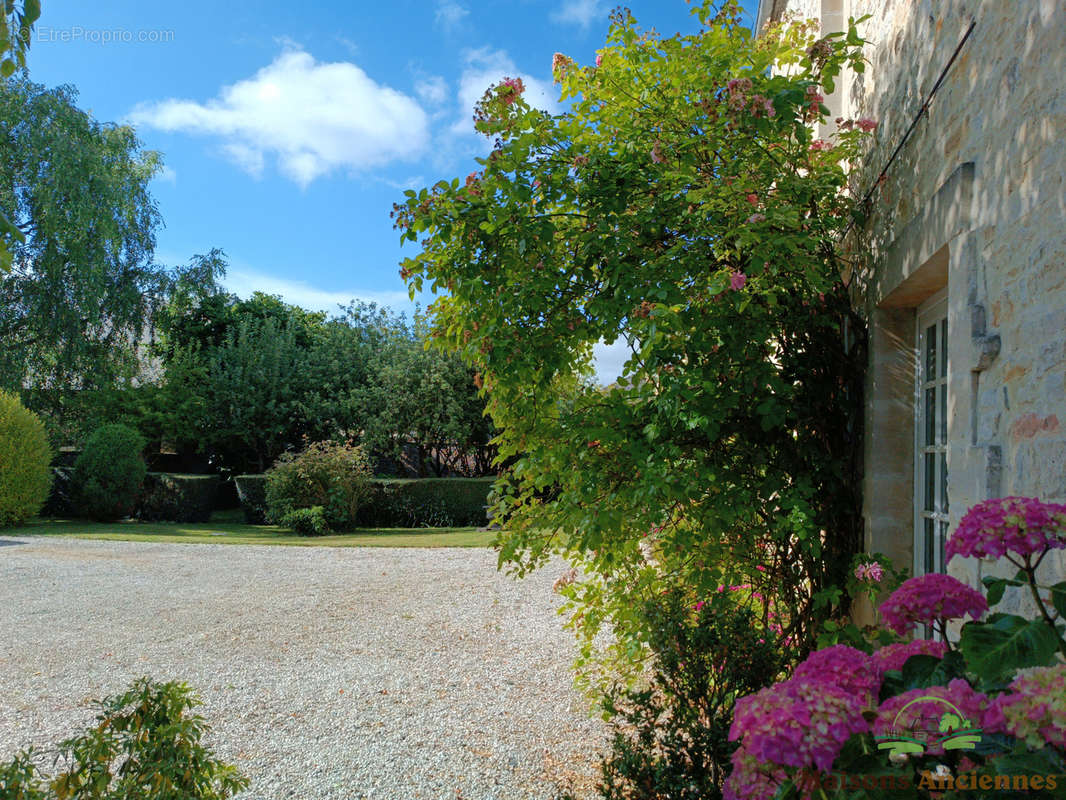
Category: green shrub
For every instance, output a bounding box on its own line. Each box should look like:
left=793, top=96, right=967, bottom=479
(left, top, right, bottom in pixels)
left=234, top=474, right=268, bottom=523
left=0, top=677, right=247, bottom=799
left=265, top=440, right=372, bottom=531
left=596, top=593, right=782, bottom=800
left=360, top=477, right=493, bottom=527
left=280, top=505, right=331, bottom=536
left=138, top=473, right=221, bottom=522
left=0, top=390, right=52, bottom=527
left=71, top=423, right=146, bottom=520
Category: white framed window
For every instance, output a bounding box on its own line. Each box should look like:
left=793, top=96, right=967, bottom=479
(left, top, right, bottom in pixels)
left=914, top=290, right=949, bottom=577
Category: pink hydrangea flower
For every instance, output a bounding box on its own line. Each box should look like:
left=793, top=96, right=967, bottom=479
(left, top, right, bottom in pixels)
left=878, top=573, right=988, bottom=636
left=730, top=678, right=868, bottom=772
left=872, top=639, right=949, bottom=673
left=857, top=117, right=878, bottom=132
left=595, top=53, right=603, bottom=67
left=730, top=271, right=747, bottom=291
left=947, top=496, right=1066, bottom=562
left=874, top=680, right=994, bottom=756
left=985, top=664, right=1066, bottom=749
left=724, top=744, right=788, bottom=800
left=792, top=645, right=882, bottom=703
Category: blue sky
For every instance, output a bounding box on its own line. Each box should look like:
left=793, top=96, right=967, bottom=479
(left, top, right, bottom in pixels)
left=26, top=0, right=757, bottom=373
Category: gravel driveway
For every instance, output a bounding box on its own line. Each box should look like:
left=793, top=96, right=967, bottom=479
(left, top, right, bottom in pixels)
left=0, top=536, right=607, bottom=799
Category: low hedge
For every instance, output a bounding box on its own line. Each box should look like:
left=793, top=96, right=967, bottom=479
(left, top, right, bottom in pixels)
left=359, top=477, right=495, bottom=528
left=234, top=474, right=268, bottom=524
left=234, top=474, right=495, bottom=528
left=138, top=473, right=221, bottom=523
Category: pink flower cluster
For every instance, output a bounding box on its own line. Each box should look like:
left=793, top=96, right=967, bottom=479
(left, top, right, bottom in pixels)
left=854, top=561, right=885, bottom=583
left=947, top=496, right=1066, bottom=562
left=874, top=680, right=995, bottom=756
left=986, top=664, right=1066, bottom=749
left=878, top=573, right=988, bottom=636
left=871, top=638, right=948, bottom=673
left=730, top=678, right=867, bottom=773
left=809, top=139, right=833, bottom=152
left=791, top=645, right=882, bottom=704
left=499, top=77, right=525, bottom=105
left=730, top=271, right=747, bottom=291
left=724, top=748, right=788, bottom=800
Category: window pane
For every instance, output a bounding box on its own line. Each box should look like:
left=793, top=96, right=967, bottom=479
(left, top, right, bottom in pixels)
left=938, top=520, right=949, bottom=573
left=940, top=319, right=948, bottom=379
left=925, top=388, right=936, bottom=446
left=925, top=324, right=937, bottom=382
left=940, top=451, right=948, bottom=514
left=939, top=384, right=947, bottom=444
left=925, top=452, right=935, bottom=511
left=924, top=517, right=936, bottom=575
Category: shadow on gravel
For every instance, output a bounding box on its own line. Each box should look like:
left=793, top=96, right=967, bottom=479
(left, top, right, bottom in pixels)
left=0, top=538, right=25, bottom=547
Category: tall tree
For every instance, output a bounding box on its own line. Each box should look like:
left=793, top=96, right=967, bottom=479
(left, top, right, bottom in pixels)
left=0, top=0, right=41, bottom=271
left=394, top=1, right=873, bottom=683
left=0, top=79, right=165, bottom=403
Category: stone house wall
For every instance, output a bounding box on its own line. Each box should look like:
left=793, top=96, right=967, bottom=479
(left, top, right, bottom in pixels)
left=757, top=0, right=1066, bottom=601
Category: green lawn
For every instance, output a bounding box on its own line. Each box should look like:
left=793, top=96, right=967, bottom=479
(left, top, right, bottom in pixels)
left=3, top=514, right=496, bottom=548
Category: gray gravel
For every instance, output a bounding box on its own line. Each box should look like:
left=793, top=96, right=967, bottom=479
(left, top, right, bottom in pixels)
left=0, top=536, right=607, bottom=799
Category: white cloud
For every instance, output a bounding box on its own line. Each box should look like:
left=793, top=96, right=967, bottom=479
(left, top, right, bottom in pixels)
left=435, top=0, right=469, bottom=30
left=551, top=0, right=608, bottom=29
left=155, top=165, right=177, bottom=183
left=592, top=337, right=631, bottom=385
left=128, top=49, right=429, bottom=187
left=416, top=74, right=449, bottom=105
left=223, top=267, right=413, bottom=314
left=454, top=47, right=559, bottom=135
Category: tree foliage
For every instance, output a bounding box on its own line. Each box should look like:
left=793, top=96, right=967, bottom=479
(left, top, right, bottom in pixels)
left=394, top=1, right=873, bottom=684
left=0, top=79, right=166, bottom=402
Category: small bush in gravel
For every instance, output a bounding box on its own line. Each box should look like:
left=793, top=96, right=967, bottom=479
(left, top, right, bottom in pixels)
left=596, top=593, right=782, bottom=800
left=265, top=440, right=372, bottom=530
left=0, top=390, right=52, bottom=527
left=71, top=423, right=146, bottom=520
left=0, top=677, right=247, bottom=799
left=281, top=504, right=331, bottom=536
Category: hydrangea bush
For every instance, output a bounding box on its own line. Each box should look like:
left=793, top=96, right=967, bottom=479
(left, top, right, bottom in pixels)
left=726, top=497, right=1066, bottom=799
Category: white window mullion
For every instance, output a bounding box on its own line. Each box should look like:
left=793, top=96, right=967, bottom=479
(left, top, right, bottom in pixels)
left=915, top=291, right=949, bottom=579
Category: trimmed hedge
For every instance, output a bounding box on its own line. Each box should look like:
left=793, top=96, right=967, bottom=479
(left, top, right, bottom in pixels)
left=359, top=477, right=494, bottom=528
left=234, top=474, right=268, bottom=524
left=138, top=473, right=221, bottom=523
left=234, top=475, right=495, bottom=528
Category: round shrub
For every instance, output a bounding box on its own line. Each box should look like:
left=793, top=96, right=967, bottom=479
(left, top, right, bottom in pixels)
left=265, top=440, right=372, bottom=531
left=0, top=390, right=52, bottom=527
left=280, top=505, right=330, bottom=536
left=72, top=423, right=147, bottom=520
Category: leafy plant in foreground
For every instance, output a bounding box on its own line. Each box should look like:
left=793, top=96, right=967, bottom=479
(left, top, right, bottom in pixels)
left=0, top=678, right=248, bottom=800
